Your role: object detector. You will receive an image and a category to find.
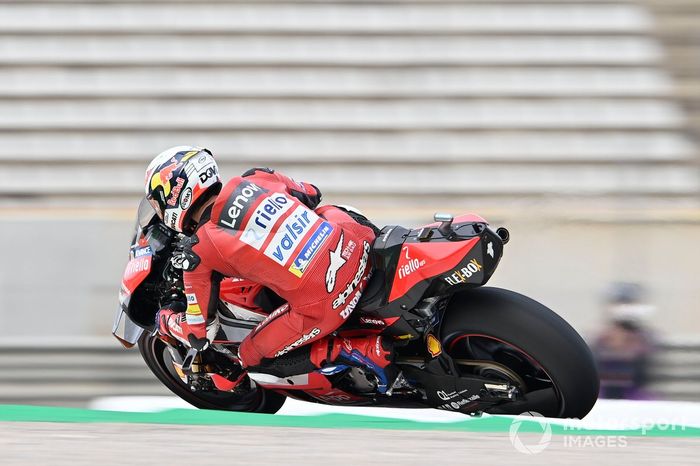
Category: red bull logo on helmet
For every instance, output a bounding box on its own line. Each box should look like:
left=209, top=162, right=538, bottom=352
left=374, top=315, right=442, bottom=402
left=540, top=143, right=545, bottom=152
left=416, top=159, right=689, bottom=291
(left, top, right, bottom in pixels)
left=150, top=158, right=180, bottom=198
left=167, top=177, right=186, bottom=207
left=148, top=150, right=199, bottom=199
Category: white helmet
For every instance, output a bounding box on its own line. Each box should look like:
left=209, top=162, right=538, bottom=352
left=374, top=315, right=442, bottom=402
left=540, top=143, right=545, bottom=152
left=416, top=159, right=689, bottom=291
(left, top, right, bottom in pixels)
left=144, top=146, right=222, bottom=233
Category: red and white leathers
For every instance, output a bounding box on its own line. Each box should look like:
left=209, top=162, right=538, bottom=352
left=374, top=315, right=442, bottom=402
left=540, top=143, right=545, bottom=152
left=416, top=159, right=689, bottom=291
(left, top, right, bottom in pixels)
left=168, top=168, right=376, bottom=369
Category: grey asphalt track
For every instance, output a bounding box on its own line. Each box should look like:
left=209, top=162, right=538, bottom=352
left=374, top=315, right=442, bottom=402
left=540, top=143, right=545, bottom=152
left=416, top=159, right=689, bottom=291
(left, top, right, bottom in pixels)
left=1, top=422, right=698, bottom=466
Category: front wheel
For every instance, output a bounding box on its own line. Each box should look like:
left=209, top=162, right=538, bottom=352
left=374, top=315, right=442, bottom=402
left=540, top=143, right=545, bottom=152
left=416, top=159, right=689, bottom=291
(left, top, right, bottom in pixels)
left=441, top=287, right=599, bottom=419
left=138, top=333, right=286, bottom=414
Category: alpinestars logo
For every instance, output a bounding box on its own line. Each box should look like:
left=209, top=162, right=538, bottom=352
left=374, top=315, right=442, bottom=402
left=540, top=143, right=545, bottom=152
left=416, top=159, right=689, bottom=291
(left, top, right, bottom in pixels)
left=338, top=272, right=371, bottom=320
left=254, top=303, right=290, bottom=334
left=325, top=232, right=347, bottom=292
left=274, top=327, right=321, bottom=357
left=332, top=241, right=370, bottom=310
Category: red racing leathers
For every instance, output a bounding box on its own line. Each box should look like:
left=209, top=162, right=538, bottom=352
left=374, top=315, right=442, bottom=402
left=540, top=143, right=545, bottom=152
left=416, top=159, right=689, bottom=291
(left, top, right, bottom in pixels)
left=176, top=168, right=375, bottom=368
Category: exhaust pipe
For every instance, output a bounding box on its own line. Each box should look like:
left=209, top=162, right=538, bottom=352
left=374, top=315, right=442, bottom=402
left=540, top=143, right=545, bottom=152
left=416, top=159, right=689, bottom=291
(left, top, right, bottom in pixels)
left=496, top=227, right=510, bottom=245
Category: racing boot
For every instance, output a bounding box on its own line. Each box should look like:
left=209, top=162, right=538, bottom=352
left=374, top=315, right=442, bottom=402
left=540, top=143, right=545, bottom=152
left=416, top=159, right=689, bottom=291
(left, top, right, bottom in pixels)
left=312, top=335, right=398, bottom=394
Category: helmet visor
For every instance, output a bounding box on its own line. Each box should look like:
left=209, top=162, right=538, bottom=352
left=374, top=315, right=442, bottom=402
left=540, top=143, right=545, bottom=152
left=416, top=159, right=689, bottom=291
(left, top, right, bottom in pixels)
left=146, top=194, right=165, bottom=221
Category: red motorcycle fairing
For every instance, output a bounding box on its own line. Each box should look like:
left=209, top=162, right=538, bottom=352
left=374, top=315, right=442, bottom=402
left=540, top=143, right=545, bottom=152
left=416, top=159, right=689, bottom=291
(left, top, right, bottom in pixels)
left=114, top=239, right=155, bottom=348
left=219, top=278, right=267, bottom=316
left=122, top=245, right=154, bottom=294
left=359, top=215, right=501, bottom=322
left=248, top=370, right=330, bottom=390
left=249, top=371, right=364, bottom=405
left=388, top=237, right=480, bottom=302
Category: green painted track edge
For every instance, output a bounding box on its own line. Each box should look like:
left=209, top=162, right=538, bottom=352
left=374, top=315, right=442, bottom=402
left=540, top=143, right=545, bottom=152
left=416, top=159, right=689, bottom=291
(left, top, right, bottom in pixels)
left=0, top=405, right=698, bottom=437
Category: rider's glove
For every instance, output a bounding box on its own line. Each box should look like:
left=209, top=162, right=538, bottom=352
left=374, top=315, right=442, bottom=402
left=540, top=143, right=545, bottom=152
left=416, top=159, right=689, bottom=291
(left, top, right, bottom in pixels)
left=297, top=182, right=322, bottom=209
left=155, top=301, right=185, bottom=337
left=156, top=304, right=212, bottom=351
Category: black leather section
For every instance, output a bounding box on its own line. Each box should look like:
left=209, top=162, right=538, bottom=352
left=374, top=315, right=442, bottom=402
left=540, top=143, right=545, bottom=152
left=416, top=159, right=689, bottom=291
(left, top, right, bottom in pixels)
left=180, top=233, right=201, bottom=271
left=249, top=346, right=316, bottom=377
left=207, top=271, right=223, bottom=324
left=356, top=268, right=387, bottom=311
left=289, top=185, right=321, bottom=209
left=242, top=167, right=275, bottom=177
left=335, top=206, right=381, bottom=236
left=253, top=287, right=287, bottom=313
left=199, top=204, right=213, bottom=224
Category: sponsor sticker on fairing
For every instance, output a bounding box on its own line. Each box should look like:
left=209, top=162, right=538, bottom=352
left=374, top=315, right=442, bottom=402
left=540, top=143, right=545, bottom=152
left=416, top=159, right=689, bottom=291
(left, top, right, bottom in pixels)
left=397, top=246, right=426, bottom=280
left=125, top=257, right=150, bottom=275
left=359, top=317, right=385, bottom=327
left=133, top=246, right=153, bottom=258
left=444, top=258, right=483, bottom=286
left=426, top=334, right=442, bottom=358
left=264, top=206, right=319, bottom=265
left=239, top=193, right=294, bottom=249
left=438, top=394, right=480, bottom=411
left=288, top=222, right=334, bottom=278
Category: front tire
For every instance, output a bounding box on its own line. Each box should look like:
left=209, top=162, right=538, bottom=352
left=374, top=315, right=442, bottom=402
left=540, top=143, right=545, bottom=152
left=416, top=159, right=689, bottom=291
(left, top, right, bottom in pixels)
left=441, top=287, right=599, bottom=418
left=138, top=333, right=286, bottom=414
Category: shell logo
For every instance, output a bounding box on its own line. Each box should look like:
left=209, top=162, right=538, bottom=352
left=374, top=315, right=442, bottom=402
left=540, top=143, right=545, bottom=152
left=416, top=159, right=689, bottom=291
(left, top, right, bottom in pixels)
left=426, top=334, right=442, bottom=357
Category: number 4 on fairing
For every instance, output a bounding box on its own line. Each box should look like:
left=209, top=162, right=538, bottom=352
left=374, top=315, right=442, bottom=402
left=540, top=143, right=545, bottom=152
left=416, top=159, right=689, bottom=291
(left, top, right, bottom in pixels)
left=114, top=201, right=598, bottom=419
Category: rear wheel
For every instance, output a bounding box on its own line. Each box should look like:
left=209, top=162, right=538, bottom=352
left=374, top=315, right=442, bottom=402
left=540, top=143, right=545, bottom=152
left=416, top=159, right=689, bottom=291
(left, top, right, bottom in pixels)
left=441, top=287, right=599, bottom=418
left=138, top=333, right=286, bottom=414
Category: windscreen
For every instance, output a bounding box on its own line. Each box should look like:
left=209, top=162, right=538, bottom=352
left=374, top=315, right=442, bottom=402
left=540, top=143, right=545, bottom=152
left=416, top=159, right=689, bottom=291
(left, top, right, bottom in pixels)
left=137, top=196, right=158, bottom=231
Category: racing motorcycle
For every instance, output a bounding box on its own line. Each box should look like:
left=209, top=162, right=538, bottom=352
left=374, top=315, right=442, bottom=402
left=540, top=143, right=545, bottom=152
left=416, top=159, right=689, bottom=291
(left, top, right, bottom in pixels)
left=113, top=199, right=599, bottom=418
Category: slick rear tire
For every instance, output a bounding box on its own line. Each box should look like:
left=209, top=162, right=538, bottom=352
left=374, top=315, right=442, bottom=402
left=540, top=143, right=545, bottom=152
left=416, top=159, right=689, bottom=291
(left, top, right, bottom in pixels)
left=138, top=333, right=286, bottom=414
left=441, top=287, right=599, bottom=419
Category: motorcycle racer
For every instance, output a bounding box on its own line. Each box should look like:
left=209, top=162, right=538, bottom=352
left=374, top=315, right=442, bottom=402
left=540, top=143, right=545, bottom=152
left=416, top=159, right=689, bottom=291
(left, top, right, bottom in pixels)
left=146, top=146, right=397, bottom=393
